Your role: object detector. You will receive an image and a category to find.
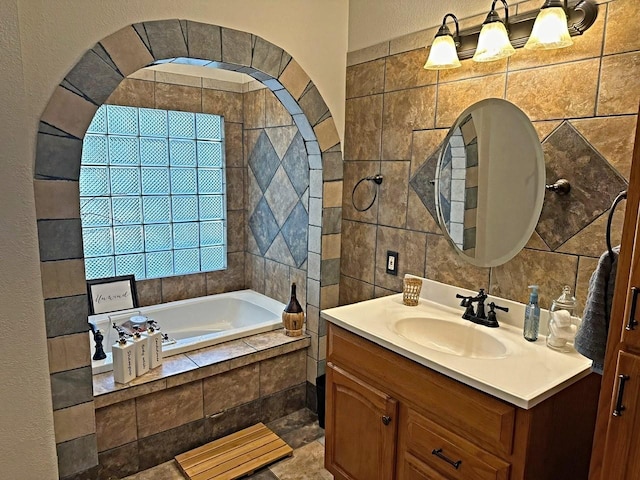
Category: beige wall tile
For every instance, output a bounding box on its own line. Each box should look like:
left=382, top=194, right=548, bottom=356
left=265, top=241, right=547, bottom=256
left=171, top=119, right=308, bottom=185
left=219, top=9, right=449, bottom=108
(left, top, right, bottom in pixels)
left=154, top=71, right=201, bottom=88
left=53, top=401, right=96, bottom=444
left=320, top=284, right=339, bottom=309
left=346, top=59, right=386, bottom=99
left=161, top=273, right=206, bottom=303
left=155, top=83, right=201, bottom=112
left=347, top=42, right=390, bottom=67
left=244, top=89, right=266, bottom=129
left=264, top=259, right=290, bottom=304
left=314, top=117, right=340, bottom=151
left=490, top=248, right=579, bottom=307
left=100, top=26, right=154, bottom=77
left=41, top=86, right=98, bottom=139
left=48, top=333, right=91, bottom=374
left=202, top=89, right=243, bottom=123
left=382, top=86, right=436, bottom=160
left=137, top=278, right=162, bottom=307
left=525, top=231, right=551, bottom=251
left=571, top=115, right=637, bottom=180
left=306, top=355, right=319, bottom=385
left=106, top=78, right=154, bottom=108
left=95, top=399, right=136, bottom=452
left=203, top=364, right=259, bottom=415
left=598, top=51, right=640, bottom=116
left=532, top=121, right=562, bottom=142
left=225, top=122, right=244, bottom=168
left=322, top=234, right=342, bottom=260
left=339, top=275, right=374, bottom=305
left=323, top=181, right=343, bottom=209
left=437, top=74, right=506, bottom=128
left=136, top=381, right=203, bottom=438
left=378, top=161, right=410, bottom=228
left=439, top=58, right=507, bottom=85
left=375, top=226, right=427, bottom=291
left=604, top=0, right=640, bottom=55
left=34, top=180, right=80, bottom=220
left=341, top=221, right=377, bottom=284
left=385, top=49, right=437, bottom=92
left=128, top=69, right=154, bottom=81
left=410, top=129, right=448, bottom=176
left=556, top=211, right=624, bottom=258
left=344, top=95, right=383, bottom=160
left=507, top=60, right=598, bottom=121
left=265, top=90, right=293, bottom=127
left=426, top=234, right=490, bottom=291
left=41, top=259, right=86, bottom=299
left=202, top=76, right=244, bottom=93
left=278, top=60, right=310, bottom=100
left=406, top=189, right=440, bottom=234
left=260, top=350, right=306, bottom=396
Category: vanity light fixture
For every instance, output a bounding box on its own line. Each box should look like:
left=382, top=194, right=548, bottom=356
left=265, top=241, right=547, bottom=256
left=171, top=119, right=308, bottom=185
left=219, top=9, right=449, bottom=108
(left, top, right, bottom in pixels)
left=473, top=0, right=515, bottom=62
left=423, top=0, right=598, bottom=70
left=424, top=13, right=461, bottom=70
left=525, top=0, right=573, bottom=50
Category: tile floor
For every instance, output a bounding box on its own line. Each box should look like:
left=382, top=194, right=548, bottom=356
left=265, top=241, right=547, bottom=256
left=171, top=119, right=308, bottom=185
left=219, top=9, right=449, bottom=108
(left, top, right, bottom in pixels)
left=122, top=409, right=333, bottom=480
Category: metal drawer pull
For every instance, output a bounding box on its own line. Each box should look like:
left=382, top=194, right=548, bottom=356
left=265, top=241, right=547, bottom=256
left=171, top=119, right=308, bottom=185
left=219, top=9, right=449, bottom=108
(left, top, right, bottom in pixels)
left=626, top=287, right=639, bottom=331
left=382, top=415, right=391, bottom=425
left=432, top=448, right=462, bottom=469
left=613, top=374, right=631, bottom=417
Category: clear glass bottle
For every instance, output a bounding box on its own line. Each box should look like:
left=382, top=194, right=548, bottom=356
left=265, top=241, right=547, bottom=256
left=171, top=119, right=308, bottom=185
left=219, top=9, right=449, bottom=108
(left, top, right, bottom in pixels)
left=547, top=285, right=580, bottom=352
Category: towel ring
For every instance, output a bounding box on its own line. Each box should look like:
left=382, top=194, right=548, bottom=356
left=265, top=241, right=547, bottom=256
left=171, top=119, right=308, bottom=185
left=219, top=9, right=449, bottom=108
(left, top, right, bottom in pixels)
left=351, top=174, right=383, bottom=212
left=606, top=190, right=627, bottom=260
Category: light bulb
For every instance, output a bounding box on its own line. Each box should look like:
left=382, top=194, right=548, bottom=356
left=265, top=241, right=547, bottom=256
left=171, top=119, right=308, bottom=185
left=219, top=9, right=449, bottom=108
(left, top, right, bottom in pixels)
left=525, top=6, right=573, bottom=50
left=473, top=21, right=516, bottom=62
left=424, top=35, right=461, bottom=70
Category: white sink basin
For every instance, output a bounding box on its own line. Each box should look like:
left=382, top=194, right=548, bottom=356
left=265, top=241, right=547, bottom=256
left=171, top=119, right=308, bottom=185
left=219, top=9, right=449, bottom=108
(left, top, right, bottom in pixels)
left=391, top=317, right=509, bottom=359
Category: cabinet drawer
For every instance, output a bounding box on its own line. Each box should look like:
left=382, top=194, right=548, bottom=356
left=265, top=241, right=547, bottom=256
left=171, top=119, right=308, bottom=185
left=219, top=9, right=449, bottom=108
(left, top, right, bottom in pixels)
left=402, top=407, right=510, bottom=480
left=402, top=452, right=449, bottom=480
left=328, top=324, right=516, bottom=456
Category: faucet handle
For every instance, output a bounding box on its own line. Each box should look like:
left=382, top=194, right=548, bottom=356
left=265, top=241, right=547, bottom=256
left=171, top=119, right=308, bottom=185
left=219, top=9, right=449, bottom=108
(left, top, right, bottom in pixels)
left=456, top=293, right=472, bottom=307
left=489, top=302, right=509, bottom=312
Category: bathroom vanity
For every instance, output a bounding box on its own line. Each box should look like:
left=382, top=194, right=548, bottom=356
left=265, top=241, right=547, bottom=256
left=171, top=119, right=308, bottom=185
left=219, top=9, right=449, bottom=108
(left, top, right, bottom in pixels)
left=321, top=282, right=599, bottom=480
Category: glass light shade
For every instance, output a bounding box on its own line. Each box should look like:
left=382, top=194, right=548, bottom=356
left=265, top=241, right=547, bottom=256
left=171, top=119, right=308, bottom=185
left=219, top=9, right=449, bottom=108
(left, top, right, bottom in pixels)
left=472, top=21, right=516, bottom=62
left=424, top=35, right=461, bottom=70
left=524, top=7, right=573, bottom=50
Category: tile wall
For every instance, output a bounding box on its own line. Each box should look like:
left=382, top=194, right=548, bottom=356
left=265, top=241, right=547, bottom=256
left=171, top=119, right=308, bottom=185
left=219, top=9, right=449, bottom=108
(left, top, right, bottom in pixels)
left=341, top=0, right=639, bottom=312
left=34, top=20, right=343, bottom=479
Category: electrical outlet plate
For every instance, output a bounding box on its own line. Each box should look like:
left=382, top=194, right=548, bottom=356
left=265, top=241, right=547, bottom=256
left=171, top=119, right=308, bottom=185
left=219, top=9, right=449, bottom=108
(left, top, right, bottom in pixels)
left=386, top=250, right=398, bottom=276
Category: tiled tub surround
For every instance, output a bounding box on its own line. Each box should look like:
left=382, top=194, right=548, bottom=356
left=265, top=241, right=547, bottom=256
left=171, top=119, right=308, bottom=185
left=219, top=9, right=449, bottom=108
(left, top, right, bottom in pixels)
left=341, top=0, right=639, bottom=313
left=90, top=330, right=310, bottom=479
left=34, top=21, right=343, bottom=479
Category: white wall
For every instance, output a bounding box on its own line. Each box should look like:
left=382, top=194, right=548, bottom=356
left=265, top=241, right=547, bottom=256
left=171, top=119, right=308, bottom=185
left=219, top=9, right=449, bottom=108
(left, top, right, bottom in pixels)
left=348, top=0, right=530, bottom=51
left=0, top=1, right=348, bottom=478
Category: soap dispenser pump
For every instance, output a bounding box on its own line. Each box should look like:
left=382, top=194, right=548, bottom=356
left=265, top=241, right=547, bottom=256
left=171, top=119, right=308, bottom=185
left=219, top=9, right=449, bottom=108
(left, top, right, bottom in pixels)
left=112, top=326, right=136, bottom=384
left=524, top=285, right=540, bottom=342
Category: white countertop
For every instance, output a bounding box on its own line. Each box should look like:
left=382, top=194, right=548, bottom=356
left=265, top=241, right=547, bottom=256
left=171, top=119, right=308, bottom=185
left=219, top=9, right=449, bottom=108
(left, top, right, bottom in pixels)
left=321, top=277, right=593, bottom=409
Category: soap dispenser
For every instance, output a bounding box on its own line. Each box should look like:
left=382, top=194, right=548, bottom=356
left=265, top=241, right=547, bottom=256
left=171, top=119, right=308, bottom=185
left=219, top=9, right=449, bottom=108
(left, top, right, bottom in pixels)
left=132, top=325, right=150, bottom=376
left=547, top=285, right=580, bottom=352
left=524, top=285, right=540, bottom=342
left=112, top=326, right=136, bottom=384
left=144, top=319, right=163, bottom=369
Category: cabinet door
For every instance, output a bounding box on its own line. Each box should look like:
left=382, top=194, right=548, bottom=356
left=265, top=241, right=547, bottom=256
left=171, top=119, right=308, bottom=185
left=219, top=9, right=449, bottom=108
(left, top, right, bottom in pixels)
left=602, top=351, right=640, bottom=479
left=620, top=206, right=640, bottom=349
left=325, top=363, right=398, bottom=480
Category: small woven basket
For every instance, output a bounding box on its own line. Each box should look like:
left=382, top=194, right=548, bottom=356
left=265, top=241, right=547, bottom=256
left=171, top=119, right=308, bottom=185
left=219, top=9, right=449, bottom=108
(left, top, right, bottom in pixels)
left=403, top=278, right=422, bottom=306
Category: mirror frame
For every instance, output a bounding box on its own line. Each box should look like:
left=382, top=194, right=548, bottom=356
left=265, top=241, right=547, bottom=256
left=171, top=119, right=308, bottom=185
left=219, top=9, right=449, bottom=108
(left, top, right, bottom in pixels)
left=434, top=98, right=546, bottom=267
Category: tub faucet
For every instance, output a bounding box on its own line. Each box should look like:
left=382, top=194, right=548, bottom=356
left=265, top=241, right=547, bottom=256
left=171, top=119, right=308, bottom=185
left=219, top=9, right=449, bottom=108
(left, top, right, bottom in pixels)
left=88, top=322, right=107, bottom=360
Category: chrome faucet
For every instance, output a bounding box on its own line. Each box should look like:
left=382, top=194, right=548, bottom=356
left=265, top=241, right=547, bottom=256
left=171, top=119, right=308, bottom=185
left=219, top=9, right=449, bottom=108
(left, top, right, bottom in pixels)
left=455, top=289, right=508, bottom=328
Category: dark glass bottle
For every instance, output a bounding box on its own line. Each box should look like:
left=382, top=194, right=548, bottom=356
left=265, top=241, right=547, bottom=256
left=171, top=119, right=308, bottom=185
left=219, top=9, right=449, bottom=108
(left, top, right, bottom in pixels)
left=285, top=283, right=303, bottom=313
left=282, top=283, right=304, bottom=336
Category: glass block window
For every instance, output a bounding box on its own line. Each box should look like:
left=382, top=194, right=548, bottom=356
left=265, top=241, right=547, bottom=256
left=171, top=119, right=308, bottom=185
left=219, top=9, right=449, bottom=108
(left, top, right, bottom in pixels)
left=80, top=105, right=226, bottom=280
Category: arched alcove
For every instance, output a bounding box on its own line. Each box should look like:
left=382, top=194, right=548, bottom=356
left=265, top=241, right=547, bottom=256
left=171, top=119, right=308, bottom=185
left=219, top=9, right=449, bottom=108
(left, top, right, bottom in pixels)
left=33, top=19, right=342, bottom=478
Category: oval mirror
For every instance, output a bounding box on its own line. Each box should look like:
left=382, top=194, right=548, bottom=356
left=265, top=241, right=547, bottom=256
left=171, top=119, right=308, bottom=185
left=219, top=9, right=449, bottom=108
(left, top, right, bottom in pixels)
left=435, top=98, right=545, bottom=267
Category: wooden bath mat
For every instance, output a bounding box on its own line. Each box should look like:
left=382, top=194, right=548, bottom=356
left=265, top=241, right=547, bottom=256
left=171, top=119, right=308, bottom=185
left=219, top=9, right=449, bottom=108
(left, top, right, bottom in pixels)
left=175, top=423, right=293, bottom=480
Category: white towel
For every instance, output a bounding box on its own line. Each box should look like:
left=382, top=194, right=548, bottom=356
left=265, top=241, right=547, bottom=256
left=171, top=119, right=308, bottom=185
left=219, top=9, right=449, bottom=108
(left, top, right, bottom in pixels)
left=574, top=247, right=619, bottom=374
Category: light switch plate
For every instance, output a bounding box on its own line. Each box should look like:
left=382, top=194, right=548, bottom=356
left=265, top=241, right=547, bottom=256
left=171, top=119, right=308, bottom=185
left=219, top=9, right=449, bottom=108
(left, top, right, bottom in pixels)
left=386, top=250, right=398, bottom=276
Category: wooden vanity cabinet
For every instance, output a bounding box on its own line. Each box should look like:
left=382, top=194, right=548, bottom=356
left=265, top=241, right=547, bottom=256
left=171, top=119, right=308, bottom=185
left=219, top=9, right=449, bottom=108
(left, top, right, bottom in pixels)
left=325, top=323, right=600, bottom=480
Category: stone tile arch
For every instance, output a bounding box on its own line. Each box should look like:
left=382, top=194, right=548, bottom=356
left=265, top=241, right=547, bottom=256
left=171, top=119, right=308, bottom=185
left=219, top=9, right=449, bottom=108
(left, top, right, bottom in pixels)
left=34, top=19, right=342, bottom=479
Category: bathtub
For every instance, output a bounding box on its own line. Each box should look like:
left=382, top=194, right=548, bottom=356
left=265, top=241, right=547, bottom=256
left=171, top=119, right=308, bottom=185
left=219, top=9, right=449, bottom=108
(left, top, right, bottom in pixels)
left=88, top=289, right=285, bottom=374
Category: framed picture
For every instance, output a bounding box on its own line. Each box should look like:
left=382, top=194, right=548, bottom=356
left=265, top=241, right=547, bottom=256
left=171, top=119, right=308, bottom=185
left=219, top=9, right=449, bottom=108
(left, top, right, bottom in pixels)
left=87, top=275, right=139, bottom=315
